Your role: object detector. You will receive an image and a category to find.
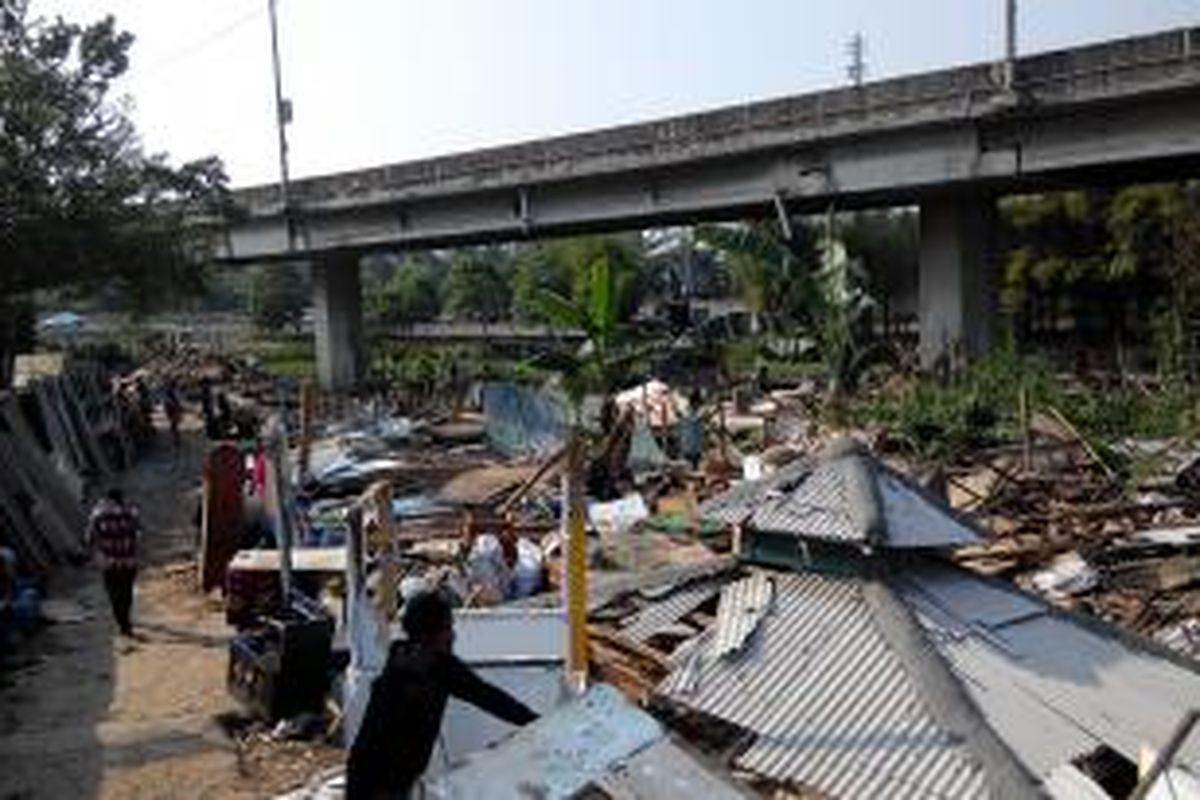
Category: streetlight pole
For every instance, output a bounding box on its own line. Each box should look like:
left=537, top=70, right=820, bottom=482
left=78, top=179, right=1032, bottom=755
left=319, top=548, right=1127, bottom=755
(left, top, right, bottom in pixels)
left=1004, top=0, right=1018, bottom=90
left=267, top=0, right=294, bottom=247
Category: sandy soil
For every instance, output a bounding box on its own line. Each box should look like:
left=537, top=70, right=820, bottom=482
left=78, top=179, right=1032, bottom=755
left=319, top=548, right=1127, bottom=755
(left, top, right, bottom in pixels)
left=0, top=416, right=342, bottom=800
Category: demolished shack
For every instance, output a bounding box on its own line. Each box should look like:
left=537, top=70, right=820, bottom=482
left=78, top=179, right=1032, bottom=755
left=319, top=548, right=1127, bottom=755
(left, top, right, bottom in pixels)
left=590, top=440, right=1200, bottom=799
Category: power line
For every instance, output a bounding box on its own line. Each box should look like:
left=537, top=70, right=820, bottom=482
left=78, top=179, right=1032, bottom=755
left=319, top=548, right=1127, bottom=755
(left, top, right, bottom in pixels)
left=132, top=3, right=267, bottom=82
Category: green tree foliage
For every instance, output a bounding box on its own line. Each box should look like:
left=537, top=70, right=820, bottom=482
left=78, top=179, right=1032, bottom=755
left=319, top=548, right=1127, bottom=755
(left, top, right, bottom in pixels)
left=696, top=221, right=817, bottom=332
left=512, top=244, right=574, bottom=322
left=251, top=264, right=309, bottom=332
left=1001, top=183, right=1200, bottom=373
left=512, top=235, right=650, bottom=325
left=0, top=1, right=230, bottom=301
left=441, top=248, right=511, bottom=322
left=530, top=251, right=642, bottom=407
left=698, top=217, right=876, bottom=400
left=838, top=209, right=918, bottom=317
left=373, top=258, right=440, bottom=326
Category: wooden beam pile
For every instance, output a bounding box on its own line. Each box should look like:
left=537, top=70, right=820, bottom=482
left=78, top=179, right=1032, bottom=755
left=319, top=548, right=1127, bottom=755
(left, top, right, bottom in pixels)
left=0, top=357, right=137, bottom=574
left=0, top=391, right=88, bottom=573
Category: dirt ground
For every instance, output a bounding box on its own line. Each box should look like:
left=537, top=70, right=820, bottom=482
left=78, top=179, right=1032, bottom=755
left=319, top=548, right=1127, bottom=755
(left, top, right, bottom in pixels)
left=0, top=416, right=342, bottom=800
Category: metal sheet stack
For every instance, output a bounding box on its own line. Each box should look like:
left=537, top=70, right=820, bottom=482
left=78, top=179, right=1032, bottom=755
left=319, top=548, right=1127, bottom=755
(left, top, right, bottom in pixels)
left=0, top=357, right=135, bottom=574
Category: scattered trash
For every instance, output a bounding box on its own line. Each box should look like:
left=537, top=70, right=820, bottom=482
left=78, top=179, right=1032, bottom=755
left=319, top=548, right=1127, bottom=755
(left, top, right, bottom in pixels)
left=1028, top=552, right=1099, bottom=599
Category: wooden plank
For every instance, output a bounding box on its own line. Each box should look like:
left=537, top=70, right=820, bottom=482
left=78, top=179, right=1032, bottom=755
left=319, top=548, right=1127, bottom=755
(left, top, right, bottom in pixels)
left=227, top=547, right=346, bottom=573
left=61, top=374, right=113, bottom=476
left=0, top=456, right=53, bottom=571
left=0, top=396, right=86, bottom=532
left=32, top=381, right=84, bottom=474
left=589, top=625, right=674, bottom=673
left=0, top=431, right=81, bottom=560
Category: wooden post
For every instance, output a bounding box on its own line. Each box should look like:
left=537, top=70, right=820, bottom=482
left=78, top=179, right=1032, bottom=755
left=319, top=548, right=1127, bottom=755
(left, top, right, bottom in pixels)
left=1019, top=382, right=1032, bottom=474
left=365, top=480, right=397, bottom=625
left=298, top=381, right=316, bottom=484
left=563, top=431, right=589, bottom=692
left=263, top=415, right=294, bottom=602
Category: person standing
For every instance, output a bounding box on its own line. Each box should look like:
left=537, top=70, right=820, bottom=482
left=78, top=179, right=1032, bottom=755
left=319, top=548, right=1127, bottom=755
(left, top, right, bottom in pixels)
left=346, top=590, right=538, bottom=799
left=162, top=379, right=183, bottom=450
left=86, top=488, right=141, bottom=637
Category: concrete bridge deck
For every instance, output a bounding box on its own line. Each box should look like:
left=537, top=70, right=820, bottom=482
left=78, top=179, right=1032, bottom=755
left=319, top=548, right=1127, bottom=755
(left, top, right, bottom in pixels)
left=213, top=26, right=1200, bottom=389
left=220, top=26, right=1200, bottom=262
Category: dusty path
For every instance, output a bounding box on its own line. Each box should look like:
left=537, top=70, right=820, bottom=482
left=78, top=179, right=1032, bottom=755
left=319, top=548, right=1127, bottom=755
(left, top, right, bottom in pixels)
left=0, top=416, right=340, bottom=800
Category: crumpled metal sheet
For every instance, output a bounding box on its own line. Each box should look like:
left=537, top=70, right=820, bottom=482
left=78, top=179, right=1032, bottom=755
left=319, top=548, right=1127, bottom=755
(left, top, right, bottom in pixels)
left=707, top=572, right=775, bottom=660
left=619, top=580, right=723, bottom=643
left=660, top=570, right=988, bottom=799
left=427, top=684, right=662, bottom=800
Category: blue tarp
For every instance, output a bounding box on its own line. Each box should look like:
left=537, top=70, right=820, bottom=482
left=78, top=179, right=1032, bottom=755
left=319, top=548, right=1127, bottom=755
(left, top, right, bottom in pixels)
left=482, top=383, right=569, bottom=458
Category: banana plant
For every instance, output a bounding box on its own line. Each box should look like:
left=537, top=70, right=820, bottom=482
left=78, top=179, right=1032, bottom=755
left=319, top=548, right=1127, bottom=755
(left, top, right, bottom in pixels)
left=527, top=251, right=646, bottom=690
left=698, top=216, right=876, bottom=408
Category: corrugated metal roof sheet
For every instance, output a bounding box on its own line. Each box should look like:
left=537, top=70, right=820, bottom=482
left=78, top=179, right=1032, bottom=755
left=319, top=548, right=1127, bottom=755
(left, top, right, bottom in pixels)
left=876, top=468, right=981, bottom=548
left=427, top=684, right=744, bottom=800
left=618, top=579, right=723, bottom=643
left=707, top=571, right=775, bottom=659
left=698, top=457, right=811, bottom=526
left=700, top=442, right=983, bottom=550
left=749, top=458, right=860, bottom=542
left=898, top=561, right=1200, bottom=781
left=660, top=570, right=989, bottom=798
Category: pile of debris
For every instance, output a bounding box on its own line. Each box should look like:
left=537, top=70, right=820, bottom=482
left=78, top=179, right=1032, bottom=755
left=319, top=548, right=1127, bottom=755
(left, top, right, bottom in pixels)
left=200, top=357, right=1200, bottom=799
left=583, top=441, right=1200, bottom=799
left=943, top=411, right=1200, bottom=660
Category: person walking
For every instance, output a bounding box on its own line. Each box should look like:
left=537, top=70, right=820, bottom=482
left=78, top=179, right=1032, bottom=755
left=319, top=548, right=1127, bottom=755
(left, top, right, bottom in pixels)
left=346, top=590, right=538, bottom=799
left=86, top=488, right=141, bottom=637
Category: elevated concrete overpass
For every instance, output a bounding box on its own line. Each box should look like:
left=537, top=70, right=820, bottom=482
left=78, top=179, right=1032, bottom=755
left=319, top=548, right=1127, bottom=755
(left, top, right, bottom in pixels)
left=216, top=27, right=1200, bottom=389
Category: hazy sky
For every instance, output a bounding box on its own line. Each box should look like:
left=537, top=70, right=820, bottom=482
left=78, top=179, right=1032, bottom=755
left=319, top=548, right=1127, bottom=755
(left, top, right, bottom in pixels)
left=30, top=1, right=1200, bottom=187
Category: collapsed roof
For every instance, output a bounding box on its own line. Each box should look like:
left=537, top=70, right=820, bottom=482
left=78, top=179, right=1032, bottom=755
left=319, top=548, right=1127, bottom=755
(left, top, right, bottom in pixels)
left=700, top=439, right=982, bottom=550
left=591, top=441, right=1200, bottom=798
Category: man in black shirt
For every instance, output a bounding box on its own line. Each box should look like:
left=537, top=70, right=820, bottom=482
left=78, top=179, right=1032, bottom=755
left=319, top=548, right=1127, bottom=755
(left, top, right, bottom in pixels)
left=346, top=591, right=538, bottom=799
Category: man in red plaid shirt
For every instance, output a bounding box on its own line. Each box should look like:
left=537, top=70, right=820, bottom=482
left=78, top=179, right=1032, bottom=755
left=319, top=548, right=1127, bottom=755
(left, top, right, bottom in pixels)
left=86, top=488, right=141, bottom=637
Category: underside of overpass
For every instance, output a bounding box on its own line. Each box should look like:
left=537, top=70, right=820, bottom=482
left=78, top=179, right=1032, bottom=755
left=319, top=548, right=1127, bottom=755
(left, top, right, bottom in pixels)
left=212, top=27, right=1200, bottom=390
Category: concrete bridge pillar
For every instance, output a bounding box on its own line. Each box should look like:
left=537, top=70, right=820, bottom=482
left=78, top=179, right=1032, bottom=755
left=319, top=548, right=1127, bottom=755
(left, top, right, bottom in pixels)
left=918, top=193, right=998, bottom=369
left=313, top=255, right=364, bottom=391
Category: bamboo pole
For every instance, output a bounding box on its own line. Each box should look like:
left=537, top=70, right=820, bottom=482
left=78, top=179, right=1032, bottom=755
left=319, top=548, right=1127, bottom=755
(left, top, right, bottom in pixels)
left=564, top=431, right=589, bottom=692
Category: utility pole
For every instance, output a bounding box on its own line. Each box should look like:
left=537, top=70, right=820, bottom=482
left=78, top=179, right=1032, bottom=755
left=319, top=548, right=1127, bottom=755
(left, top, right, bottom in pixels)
left=267, top=0, right=294, bottom=247
left=846, top=32, right=866, bottom=88
left=1004, top=0, right=1018, bottom=90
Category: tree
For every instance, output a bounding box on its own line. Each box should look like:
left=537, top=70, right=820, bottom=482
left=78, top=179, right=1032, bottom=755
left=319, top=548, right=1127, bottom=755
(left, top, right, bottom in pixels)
left=251, top=264, right=309, bottom=332
left=441, top=249, right=511, bottom=322
left=526, top=250, right=648, bottom=689
left=512, top=235, right=649, bottom=325
left=698, top=217, right=875, bottom=402
left=372, top=258, right=440, bottom=327
left=838, top=209, right=918, bottom=330
left=0, top=1, right=229, bottom=363
left=696, top=221, right=821, bottom=335
left=512, top=244, right=574, bottom=322
left=999, top=183, right=1200, bottom=373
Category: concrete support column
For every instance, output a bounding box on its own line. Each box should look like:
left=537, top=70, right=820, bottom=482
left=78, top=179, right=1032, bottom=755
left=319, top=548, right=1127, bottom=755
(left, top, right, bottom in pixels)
left=313, top=255, right=364, bottom=391
left=918, top=193, right=997, bottom=369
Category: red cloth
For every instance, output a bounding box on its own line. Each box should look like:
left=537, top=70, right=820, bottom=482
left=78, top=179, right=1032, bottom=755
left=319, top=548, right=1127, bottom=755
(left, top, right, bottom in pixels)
left=87, top=499, right=140, bottom=569
left=252, top=450, right=268, bottom=496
